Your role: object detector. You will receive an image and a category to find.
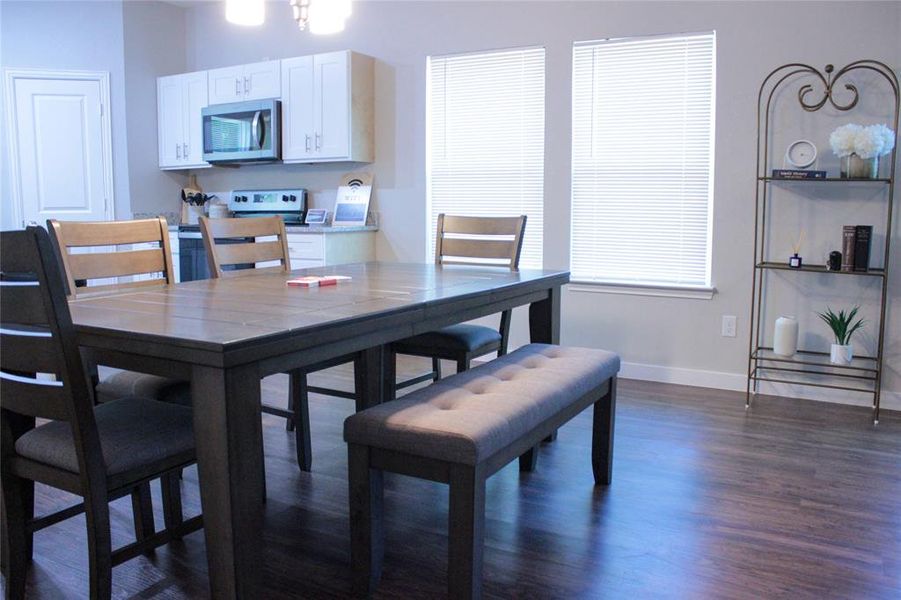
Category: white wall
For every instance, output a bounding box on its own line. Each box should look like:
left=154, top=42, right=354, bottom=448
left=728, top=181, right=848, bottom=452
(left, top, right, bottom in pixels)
left=182, top=1, right=901, bottom=404
left=122, top=0, right=188, bottom=219
left=0, top=0, right=132, bottom=228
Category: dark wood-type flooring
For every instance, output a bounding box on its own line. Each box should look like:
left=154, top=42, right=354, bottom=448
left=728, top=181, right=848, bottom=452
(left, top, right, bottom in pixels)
left=5, top=357, right=900, bottom=599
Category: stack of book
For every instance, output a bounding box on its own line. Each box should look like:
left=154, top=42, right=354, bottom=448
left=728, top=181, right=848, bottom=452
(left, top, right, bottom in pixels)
left=841, top=225, right=873, bottom=272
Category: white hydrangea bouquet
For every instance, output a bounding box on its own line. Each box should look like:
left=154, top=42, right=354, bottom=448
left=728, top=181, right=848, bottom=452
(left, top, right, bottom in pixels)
left=829, top=124, right=896, bottom=178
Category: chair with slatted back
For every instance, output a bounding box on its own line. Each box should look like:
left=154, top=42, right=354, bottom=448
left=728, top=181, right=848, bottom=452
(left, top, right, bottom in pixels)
left=47, top=218, right=192, bottom=407
left=386, top=214, right=527, bottom=396
left=0, top=227, right=202, bottom=600
left=200, top=216, right=361, bottom=473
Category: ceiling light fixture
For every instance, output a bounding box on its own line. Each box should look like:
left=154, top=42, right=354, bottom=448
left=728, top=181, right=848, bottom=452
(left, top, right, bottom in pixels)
left=226, top=0, right=265, bottom=26
left=291, top=0, right=352, bottom=35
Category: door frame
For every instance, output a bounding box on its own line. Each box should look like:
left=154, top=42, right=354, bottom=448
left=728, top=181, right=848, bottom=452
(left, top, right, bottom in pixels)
left=4, top=68, right=115, bottom=228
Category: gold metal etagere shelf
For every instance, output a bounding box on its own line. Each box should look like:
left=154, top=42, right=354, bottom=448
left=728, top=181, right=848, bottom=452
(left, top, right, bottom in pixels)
left=747, top=60, right=899, bottom=424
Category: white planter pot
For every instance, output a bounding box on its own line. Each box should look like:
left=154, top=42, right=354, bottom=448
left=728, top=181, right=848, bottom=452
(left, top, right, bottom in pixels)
left=830, top=344, right=853, bottom=365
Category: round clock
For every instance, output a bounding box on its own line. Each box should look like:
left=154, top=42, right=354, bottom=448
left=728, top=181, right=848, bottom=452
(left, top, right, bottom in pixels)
left=785, top=139, right=817, bottom=169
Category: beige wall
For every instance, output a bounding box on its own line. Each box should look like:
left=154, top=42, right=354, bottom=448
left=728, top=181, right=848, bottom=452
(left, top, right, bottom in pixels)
left=181, top=1, right=901, bottom=405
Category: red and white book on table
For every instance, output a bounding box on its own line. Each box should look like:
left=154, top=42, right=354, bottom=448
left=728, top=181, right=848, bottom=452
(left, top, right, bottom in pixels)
left=286, top=275, right=352, bottom=288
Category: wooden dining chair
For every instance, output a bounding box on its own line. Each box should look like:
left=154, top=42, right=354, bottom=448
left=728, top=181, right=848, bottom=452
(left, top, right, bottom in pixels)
left=1, top=227, right=202, bottom=600
left=387, top=214, right=527, bottom=396
left=47, top=218, right=191, bottom=407
left=200, top=216, right=360, bottom=472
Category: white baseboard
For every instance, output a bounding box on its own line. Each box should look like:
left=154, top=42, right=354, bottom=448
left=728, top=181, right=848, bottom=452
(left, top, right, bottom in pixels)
left=619, top=360, right=901, bottom=412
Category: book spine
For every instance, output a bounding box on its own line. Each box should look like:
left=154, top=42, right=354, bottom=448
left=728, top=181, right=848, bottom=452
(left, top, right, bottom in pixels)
left=841, top=226, right=856, bottom=272
left=770, top=169, right=827, bottom=179
left=853, top=225, right=872, bottom=272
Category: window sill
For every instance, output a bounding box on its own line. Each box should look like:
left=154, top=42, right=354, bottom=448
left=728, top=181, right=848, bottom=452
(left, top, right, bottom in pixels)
left=568, top=280, right=716, bottom=300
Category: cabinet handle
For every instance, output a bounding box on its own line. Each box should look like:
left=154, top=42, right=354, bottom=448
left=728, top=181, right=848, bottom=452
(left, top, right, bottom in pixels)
left=183, top=143, right=189, bottom=158
left=315, top=132, right=321, bottom=150
left=236, top=78, right=241, bottom=96
left=176, top=143, right=181, bottom=160
left=305, top=134, right=311, bottom=152
left=244, top=76, right=249, bottom=94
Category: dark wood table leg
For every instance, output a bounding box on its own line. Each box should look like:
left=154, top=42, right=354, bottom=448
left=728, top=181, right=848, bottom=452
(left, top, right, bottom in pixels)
left=525, top=285, right=563, bottom=461
left=192, top=363, right=265, bottom=599
left=356, top=345, right=386, bottom=410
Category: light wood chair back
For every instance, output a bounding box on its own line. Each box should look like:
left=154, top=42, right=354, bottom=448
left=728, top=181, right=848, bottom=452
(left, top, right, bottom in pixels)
left=434, top=214, right=527, bottom=271
left=0, top=227, right=105, bottom=478
left=47, top=217, right=175, bottom=298
left=199, top=216, right=290, bottom=279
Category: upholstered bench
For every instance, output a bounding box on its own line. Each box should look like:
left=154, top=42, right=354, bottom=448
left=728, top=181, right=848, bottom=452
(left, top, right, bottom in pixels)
left=344, top=343, right=620, bottom=599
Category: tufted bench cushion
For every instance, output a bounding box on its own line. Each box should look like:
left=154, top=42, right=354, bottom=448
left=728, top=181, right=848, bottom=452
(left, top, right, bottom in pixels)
left=344, top=344, right=620, bottom=465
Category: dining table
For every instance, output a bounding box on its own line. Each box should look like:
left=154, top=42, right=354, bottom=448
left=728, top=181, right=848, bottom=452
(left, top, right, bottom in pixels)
left=69, top=261, right=569, bottom=598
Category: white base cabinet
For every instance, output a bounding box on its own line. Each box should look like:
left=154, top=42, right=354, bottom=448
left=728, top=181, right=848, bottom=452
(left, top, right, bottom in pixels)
left=286, top=230, right=375, bottom=268
left=157, top=71, right=209, bottom=170
left=281, top=51, right=374, bottom=163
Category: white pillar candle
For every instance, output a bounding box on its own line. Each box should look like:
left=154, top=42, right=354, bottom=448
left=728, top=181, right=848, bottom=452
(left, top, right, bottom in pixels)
left=773, top=316, right=799, bottom=357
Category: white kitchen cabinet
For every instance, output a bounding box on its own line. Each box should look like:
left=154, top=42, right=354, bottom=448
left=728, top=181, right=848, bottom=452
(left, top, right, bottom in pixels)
left=157, top=71, right=209, bottom=170
left=281, top=51, right=374, bottom=163
left=208, top=60, right=281, bottom=105
left=169, top=231, right=180, bottom=283
left=285, top=230, right=375, bottom=268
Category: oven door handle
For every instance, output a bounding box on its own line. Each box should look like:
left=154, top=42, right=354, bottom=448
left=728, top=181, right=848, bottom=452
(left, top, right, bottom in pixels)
left=251, top=110, right=264, bottom=150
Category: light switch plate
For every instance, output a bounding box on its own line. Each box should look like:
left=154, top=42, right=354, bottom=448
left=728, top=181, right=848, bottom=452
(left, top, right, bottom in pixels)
left=722, top=315, right=737, bottom=338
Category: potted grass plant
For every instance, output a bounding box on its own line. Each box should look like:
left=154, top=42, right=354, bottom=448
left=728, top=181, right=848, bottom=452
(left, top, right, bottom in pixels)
left=817, top=306, right=865, bottom=365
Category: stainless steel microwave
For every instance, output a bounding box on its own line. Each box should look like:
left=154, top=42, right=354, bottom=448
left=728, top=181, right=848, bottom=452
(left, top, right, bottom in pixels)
left=201, top=99, right=281, bottom=164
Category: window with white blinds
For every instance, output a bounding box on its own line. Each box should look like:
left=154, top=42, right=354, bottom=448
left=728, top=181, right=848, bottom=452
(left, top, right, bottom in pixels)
left=571, top=32, right=716, bottom=287
left=428, top=47, right=545, bottom=268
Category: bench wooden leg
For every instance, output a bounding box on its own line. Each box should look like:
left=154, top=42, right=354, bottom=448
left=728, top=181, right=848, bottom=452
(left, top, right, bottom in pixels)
left=349, top=444, right=384, bottom=596
left=518, top=446, right=539, bottom=472
left=592, top=377, right=617, bottom=485
left=161, top=471, right=184, bottom=538
left=448, top=464, right=485, bottom=600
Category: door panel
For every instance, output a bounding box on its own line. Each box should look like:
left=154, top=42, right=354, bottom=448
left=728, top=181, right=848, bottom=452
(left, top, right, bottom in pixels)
left=244, top=60, right=281, bottom=100
left=158, top=75, right=183, bottom=168
left=281, top=56, right=315, bottom=161
left=314, top=52, right=349, bottom=159
left=11, top=75, right=110, bottom=225
left=182, top=72, right=209, bottom=167
left=208, top=65, right=245, bottom=105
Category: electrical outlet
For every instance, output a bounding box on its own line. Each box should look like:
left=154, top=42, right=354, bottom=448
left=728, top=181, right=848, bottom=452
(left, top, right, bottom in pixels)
left=722, top=315, right=737, bottom=338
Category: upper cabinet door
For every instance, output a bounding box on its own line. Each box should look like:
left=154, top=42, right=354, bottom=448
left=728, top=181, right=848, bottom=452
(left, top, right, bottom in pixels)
left=182, top=72, right=209, bottom=167
left=281, top=56, right=315, bottom=161
left=208, top=65, right=245, bottom=105
left=313, top=51, right=350, bottom=159
left=158, top=75, right=184, bottom=168
left=244, top=60, right=281, bottom=100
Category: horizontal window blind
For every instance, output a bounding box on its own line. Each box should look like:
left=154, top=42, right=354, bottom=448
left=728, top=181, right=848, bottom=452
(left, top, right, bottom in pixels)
left=571, top=32, right=715, bottom=287
left=428, top=47, right=545, bottom=268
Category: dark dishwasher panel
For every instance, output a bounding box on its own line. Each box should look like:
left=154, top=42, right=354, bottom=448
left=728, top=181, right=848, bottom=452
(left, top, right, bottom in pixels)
left=178, top=235, right=255, bottom=282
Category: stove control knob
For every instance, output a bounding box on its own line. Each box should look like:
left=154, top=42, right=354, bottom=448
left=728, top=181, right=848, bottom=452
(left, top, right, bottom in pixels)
left=282, top=195, right=289, bottom=202
left=289, top=195, right=297, bottom=202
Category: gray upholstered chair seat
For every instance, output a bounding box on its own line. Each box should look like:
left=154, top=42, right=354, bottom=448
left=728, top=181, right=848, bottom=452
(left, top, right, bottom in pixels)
left=95, top=369, right=191, bottom=406
left=15, top=398, right=195, bottom=476
left=345, top=344, right=620, bottom=465
left=392, top=324, right=502, bottom=355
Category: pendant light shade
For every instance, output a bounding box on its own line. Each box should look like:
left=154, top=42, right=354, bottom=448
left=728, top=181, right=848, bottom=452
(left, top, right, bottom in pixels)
left=226, top=0, right=265, bottom=26
left=300, top=0, right=352, bottom=34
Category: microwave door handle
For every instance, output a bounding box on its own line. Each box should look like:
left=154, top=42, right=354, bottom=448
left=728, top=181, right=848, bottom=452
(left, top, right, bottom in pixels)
left=251, top=110, right=262, bottom=150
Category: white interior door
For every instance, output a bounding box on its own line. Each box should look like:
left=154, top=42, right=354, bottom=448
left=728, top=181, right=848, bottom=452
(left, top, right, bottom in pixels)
left=6, top=69, right=113, bottom=227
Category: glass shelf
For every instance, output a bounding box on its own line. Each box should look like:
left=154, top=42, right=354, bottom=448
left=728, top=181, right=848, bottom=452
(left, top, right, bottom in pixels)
left=756, top=262, right=886, bottom=277
left=759, top=176, right=892, bottom=183
left=752, top=347, right=879, bottom=373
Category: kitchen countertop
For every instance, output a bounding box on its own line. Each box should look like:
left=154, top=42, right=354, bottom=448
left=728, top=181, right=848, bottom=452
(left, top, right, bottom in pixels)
left=164, top=223, right=378, bottom=233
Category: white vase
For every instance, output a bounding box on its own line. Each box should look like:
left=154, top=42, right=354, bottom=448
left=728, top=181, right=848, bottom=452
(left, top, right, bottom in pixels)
left=773, top=316, right=799, bottom=357
left=830, top=343, right=853, bottom=365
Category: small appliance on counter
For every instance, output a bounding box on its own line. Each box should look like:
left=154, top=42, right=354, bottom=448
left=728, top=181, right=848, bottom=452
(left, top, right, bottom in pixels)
left=177, top=188, right=308, bottom=282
